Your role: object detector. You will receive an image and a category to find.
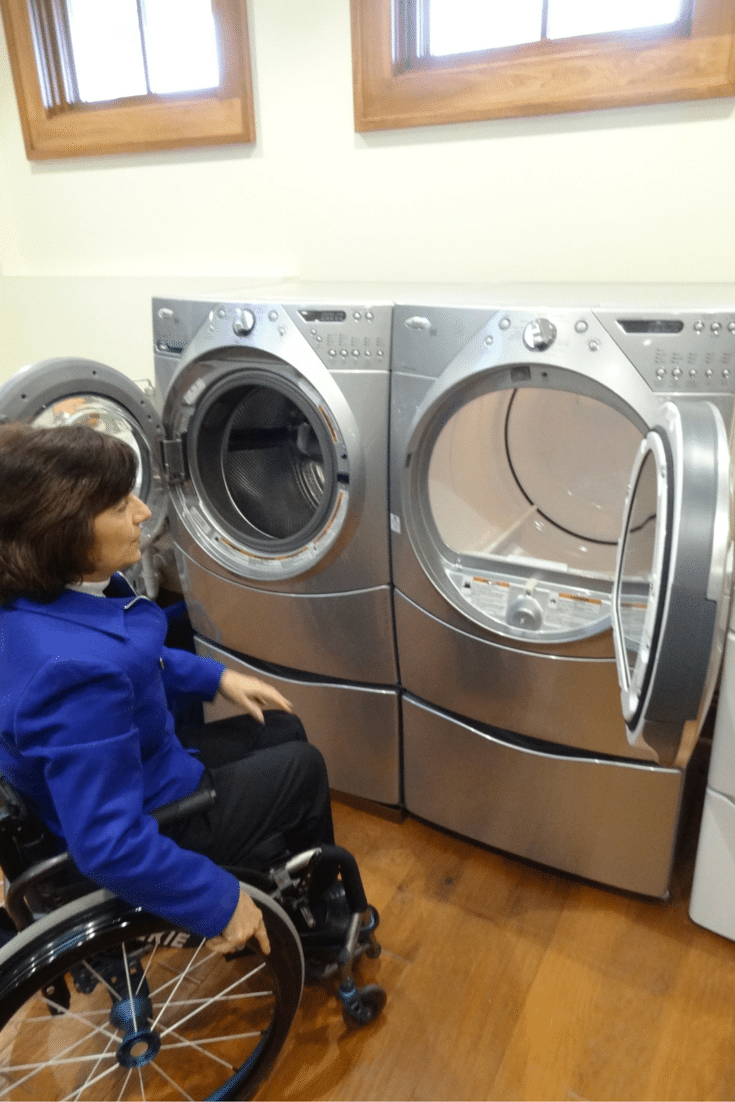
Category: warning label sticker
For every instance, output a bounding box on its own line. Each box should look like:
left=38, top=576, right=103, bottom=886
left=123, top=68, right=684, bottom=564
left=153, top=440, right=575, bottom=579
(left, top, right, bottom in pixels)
left=544, top=591, right=606, bottom=631
left=465, top=577, right=511, bottom=618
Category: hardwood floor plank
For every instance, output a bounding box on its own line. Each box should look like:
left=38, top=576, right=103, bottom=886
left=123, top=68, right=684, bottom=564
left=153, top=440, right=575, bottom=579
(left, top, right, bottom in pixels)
left=642, top=933, right=735, bottom=1101
left=259, top=797, right=735, bottom=1102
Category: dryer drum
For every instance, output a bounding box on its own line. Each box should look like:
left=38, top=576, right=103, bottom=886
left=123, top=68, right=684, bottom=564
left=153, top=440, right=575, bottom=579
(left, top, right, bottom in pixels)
left=503, top=389, right=650, bottom=546
left=423, top=385, right=643, bottom=580
left=190, top=379, right=338, bottom=552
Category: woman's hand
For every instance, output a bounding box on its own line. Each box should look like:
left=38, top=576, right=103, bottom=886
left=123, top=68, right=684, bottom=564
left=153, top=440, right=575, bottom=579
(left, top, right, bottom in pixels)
left=206, top=889, right=271, bottom=956
left=216, top=669, right=292, bottom=724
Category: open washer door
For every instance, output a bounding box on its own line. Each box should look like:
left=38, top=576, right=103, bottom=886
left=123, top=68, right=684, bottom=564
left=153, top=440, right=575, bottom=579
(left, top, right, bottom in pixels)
left=612, top=399, right=733, bottom=766
left=0, top=359, right=167, bottom=550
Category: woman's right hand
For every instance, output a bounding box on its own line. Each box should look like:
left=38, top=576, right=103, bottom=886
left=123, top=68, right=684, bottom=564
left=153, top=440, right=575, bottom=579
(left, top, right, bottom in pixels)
left=216, top=669, right=292, bottom=724
left=206, top=889, right=271, bottom=956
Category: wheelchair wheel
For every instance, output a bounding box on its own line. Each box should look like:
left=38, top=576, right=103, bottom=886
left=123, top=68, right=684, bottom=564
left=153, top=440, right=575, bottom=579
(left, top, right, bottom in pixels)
left=0, top=884, right=304, bottom=1101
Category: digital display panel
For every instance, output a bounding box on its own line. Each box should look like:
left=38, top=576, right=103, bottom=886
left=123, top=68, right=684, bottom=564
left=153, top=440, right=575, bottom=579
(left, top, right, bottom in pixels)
left=299, top=310, right=347, bottom=323
left=618, top=319, right=685, bottom=334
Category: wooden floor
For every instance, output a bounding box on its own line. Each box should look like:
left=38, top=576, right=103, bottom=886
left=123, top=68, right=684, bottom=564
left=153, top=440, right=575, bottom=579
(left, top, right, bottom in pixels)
left=258, top=762, right=735, bottom=1102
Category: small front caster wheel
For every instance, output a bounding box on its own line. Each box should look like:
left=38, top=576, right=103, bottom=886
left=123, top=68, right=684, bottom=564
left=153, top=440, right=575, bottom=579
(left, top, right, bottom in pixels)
left=341, top=983, right=387, bottom=1027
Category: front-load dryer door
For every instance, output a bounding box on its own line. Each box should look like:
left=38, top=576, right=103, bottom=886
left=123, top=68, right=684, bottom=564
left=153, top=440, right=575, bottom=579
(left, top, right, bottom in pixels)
left=0, top=359, right=167, bottom=548
left=612, top=399, right=733, bottom=766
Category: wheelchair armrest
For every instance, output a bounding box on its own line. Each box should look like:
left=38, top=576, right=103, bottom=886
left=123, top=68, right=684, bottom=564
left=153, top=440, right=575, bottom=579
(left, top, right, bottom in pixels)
left=152, top=786, right=216, bottom=828
left=4, top=787, right=217, bottom=932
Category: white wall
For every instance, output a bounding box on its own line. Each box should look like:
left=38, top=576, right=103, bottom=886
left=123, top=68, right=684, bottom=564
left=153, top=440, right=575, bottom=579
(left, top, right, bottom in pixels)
left=2, top=0, right=735, bottom=383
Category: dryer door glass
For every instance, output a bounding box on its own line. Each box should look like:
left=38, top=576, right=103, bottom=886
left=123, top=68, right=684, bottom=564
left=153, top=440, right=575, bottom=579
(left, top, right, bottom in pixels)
left=417, top=385, right=643, bottom=642
left=612, top=401, right=732, bottom=766
left=615, top=446, right=659, bottom=690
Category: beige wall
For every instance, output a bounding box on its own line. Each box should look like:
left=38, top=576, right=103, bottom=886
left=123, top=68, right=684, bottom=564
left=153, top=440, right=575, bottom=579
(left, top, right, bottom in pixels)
left=2, top=0, right=735, bottom=384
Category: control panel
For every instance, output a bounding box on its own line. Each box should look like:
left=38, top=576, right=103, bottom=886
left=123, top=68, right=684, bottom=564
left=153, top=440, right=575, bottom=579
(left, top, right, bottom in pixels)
left=287, top=304, right=391, bottom=371
left=595, top=310, right=735, bottom=396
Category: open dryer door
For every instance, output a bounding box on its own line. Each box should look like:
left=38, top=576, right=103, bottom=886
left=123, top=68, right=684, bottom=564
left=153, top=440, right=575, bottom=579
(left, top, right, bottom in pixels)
left=0, top=358, right=167, bottom=550
left=612, top=400, right=733, bottom=766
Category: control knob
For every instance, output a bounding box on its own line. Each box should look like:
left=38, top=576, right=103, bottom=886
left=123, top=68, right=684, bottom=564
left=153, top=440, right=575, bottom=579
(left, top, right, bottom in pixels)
left=523, top=318, right=557, bottom=352
left=233, top=308, right=256, bottom=337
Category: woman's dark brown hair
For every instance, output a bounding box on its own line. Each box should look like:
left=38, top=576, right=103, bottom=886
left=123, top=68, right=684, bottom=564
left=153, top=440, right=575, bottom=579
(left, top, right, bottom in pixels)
left=0, top=423, right=138, bottom=604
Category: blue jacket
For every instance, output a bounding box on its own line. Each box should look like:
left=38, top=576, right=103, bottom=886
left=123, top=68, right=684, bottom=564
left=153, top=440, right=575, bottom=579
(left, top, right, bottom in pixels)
left=0, top=575, right=240, bottom=939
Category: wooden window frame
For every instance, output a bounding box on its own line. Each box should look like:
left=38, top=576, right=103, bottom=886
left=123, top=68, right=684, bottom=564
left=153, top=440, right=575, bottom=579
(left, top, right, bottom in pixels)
left=350, top=0, right=735, bottom=131
left=0, top=0, right=254, bottom=159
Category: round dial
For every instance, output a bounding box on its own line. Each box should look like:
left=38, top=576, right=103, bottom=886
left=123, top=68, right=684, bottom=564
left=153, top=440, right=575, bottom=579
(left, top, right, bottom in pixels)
left=233, top=309, right=256, bottom=337
left=523, top=318, right=557, bottom=352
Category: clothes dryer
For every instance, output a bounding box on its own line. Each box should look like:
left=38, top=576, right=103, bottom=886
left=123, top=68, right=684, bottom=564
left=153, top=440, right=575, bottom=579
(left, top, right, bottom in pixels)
left=153, top=290, right=400, bottom=806
left=390, top=291, right=735, bottom=896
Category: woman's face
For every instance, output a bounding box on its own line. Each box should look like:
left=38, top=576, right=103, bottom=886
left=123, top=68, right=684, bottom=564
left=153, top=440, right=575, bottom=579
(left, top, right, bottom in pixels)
left=84, top=493, right=152, bottom=581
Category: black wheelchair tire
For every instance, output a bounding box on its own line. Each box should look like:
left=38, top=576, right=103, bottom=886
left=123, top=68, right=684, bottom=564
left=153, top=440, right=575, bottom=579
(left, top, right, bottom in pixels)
left=0, top=884, right=304, bottom=1101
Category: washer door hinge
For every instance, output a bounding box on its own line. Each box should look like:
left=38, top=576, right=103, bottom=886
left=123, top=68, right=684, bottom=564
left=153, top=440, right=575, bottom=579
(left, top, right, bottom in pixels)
left=160, top=437, right=188, bottom=484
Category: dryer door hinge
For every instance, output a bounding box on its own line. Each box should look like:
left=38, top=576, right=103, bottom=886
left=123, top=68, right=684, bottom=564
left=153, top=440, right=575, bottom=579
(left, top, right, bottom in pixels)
left=160, top=437, right=188, bottom=484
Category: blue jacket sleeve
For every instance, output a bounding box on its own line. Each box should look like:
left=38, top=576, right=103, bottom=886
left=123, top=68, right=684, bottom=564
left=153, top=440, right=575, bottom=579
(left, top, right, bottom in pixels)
left=160, top=645, right=225, bottom=701
left=13, top=658, right=240, bottom=939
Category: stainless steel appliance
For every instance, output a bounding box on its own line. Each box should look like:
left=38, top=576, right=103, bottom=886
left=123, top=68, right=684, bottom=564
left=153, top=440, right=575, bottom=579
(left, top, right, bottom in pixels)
left=153, top=290, right=400, bottom=806
left=389, top=290, right=735, bottom=895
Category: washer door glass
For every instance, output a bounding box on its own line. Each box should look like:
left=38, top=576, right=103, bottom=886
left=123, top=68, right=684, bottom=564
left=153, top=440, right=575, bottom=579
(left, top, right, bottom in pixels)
left=33, top=395, right=148, bottom=501
left=612, top=400, right=732, bottom=765
left=173, top=366, right=352, bottom=580
left=0, top=360, right=166, bottom=550
left=414, top=385, right=643, bottom=642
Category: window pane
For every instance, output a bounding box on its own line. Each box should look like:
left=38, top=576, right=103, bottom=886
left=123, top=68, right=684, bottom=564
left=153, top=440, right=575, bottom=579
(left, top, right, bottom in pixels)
left=547, top=0, right=685, bottom=39
left=143, top=0, right=220, bottom=94
left=66, top=0, right=146, bottom=102
left=429, top=0, right=544, bottom=56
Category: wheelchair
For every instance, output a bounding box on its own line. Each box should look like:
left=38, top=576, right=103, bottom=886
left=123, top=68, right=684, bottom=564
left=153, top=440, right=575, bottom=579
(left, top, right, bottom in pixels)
left=0, top=775, right=386, bottom=1101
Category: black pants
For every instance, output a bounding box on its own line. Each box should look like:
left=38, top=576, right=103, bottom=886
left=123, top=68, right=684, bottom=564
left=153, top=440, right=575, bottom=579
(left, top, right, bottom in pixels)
left=165, top=711, right=335, bottom=880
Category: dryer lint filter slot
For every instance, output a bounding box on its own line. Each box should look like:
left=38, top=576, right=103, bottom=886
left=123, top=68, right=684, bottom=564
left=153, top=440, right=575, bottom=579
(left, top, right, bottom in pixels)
left=449, top=569, right=609, bottom=637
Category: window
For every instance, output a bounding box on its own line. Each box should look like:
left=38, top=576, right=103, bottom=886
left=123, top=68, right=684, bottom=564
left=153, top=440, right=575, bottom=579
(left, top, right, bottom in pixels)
left=427, top=1, right=689, bottom=56
left=350, top=0, right=735, bottom=131
left=62, top=0, right=221, bottom=103
left=0, top=0, right=254, bottom=159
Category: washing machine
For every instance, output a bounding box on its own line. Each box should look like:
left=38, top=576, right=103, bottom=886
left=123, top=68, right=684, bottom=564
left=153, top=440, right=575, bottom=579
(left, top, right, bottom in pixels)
left=390, top=290, right=735, bottom=896
left=152, top=289, right=400, bottom=806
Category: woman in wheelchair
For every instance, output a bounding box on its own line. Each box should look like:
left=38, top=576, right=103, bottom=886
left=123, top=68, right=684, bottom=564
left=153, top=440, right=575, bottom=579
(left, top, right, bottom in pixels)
left=0, top=422, right=384, bottom=1100
left=0, top=420, right=345, bottom=954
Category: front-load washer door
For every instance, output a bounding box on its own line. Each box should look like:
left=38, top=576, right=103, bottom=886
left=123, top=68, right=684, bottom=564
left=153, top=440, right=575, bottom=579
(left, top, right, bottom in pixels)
left=162, top=349, right=364, bottom=583
left=0, top=358, right=167, bottom=548
left=612, top=400, right=733, bottom=766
